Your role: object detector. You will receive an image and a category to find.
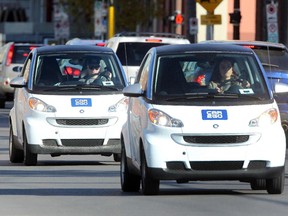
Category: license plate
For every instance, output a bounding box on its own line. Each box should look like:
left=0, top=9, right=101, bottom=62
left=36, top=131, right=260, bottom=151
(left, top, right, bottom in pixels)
left=71, top=98, right=92, bottom=107
left=201, top=109, right=228, bottom=120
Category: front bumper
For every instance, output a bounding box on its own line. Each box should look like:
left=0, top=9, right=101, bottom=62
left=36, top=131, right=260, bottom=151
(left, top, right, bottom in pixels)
left=23, top=113, right=126, bottom=155
left=29, top=139, right=120, bottom=155
left=149, top=165, right=285, bottom=181
left=142, top=124, right=286, bottom=181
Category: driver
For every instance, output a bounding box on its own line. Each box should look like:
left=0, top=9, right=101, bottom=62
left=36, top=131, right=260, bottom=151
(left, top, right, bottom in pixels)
left=208, top=58, right=250, bottom=93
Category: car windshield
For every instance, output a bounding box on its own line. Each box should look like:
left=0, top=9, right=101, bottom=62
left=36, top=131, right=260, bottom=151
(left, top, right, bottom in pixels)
left=33, top=53, right=125, bottom=91
left=116, top=42, right=169, bottom=66
left=251, top=46, right=288, bottom=72
left=154, top=53, right=270, bottom=101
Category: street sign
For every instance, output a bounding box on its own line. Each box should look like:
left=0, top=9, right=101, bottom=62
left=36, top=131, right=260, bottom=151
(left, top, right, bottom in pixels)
left=189, top=17, right=198, bottom=35
left=266, top=1, right=279, bottom=43
left=94, top=0, right=107, bottom=37
left=200, top=14, right=222, bottom=25
left=53, top=3, right=70, bottom=40
left=196, top=0, right=223, bottom=13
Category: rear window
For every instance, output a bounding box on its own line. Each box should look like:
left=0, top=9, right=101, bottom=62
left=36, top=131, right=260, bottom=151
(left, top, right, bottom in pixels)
left=247, top=46, right=288, bottom=72
left=116, top=42, right=168, bottom=66
left=12, top=45, right=40, bottom=64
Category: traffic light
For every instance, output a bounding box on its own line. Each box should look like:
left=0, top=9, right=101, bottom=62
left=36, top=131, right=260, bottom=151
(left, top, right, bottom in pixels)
left=175, top=13, right=184, bottom=25
left=168, top=11, right=184, bottom=25
left=229, top=10, right=241, bottom=24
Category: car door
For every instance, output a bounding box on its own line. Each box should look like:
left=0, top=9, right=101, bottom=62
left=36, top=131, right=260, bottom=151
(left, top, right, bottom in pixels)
left=14, top=54, right=33, bottom=143
left=128, top=53, right=152, bottom=167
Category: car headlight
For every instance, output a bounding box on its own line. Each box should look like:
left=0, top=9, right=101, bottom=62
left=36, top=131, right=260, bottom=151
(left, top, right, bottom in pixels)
left=249, top=108, right=278, bottom=127
left=29, top=97, right=56, bottom=112
left=148, top=109, right=183, bottom=127
left=108, top=97, right=129, bottom=112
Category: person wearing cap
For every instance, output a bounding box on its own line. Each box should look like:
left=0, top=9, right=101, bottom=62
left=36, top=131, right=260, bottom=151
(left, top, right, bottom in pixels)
left=80, top=57, right=102, bottom=84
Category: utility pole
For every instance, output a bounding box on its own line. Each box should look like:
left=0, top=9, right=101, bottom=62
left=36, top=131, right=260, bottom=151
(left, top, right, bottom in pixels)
left=108, top=0, right=115, bottom=39
left=229, top=0, right=241, bottom=39
left=175, top=0, right=182, bottom=34
left=186, top=0, right=197, bottom=43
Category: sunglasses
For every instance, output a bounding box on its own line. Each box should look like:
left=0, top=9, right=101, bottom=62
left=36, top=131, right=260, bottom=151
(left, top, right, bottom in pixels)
left=89, top=64, right=100, bottom=70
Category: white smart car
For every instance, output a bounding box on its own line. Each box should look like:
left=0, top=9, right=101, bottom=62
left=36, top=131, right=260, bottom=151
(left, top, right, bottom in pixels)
left=9, top=45, right=128, bottom=165
left=121, top=43, right=286, bottom=195
left=106, top=32, right=190, bottom=83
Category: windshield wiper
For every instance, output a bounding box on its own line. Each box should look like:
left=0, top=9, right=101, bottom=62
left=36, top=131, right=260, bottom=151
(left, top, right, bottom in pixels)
left=55, top=84, right=120, bottom=91
left=163, top=92, right=240, bottom=101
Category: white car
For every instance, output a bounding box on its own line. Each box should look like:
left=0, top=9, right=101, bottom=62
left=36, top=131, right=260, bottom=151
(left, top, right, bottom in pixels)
left=106, top=32, right=190, bottom=83
left=0, top=42, right=44, bottom=108
left=9, top=45, right=128, bottom=165
left=121, top=43, right=286, bottom=195
left=66, top=38, right=106, bottom=46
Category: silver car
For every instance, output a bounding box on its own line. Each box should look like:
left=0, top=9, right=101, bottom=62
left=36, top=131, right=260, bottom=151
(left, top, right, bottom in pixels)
left=0, top=42, right=44, bottom=108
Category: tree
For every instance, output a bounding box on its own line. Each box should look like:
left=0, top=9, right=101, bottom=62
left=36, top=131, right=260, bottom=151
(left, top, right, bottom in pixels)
left=59, top=0, right=95, bottom=38
left=59, top=0, right=165, bottom=38
left=114, top=0, right=165, bottom=32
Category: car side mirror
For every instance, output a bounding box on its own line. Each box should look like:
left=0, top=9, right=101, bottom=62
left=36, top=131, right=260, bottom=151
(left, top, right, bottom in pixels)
left=10, top=77, right=26, bottom=88
left=123, top=83, right=144, bottom=97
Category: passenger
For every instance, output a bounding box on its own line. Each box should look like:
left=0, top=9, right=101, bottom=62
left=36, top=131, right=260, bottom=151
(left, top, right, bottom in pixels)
left=208, top=58, right=250, bottom=93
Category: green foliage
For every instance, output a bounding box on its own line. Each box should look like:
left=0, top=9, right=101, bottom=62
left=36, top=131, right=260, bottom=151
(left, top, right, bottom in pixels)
left=59, top=0, right=95, bottom=38
left=58, top=0, right=165, bottom=38
left=115, top=0, right=165, bottom=32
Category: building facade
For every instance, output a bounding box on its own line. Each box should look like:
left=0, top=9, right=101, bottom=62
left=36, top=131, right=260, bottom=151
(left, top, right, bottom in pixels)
left=0, top=0, right=287, bottom=46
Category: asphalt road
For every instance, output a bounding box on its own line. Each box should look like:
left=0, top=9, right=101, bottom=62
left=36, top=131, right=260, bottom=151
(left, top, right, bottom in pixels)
left=0, top=102, right=287, bottom=216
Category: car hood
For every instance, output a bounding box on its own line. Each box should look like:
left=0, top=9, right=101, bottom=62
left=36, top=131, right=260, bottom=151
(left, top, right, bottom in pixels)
left=266, top=70, right=288, bottom=79
left=28, top=93, right=126, bottom=118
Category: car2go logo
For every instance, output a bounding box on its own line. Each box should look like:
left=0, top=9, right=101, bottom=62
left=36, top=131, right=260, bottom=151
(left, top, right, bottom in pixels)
left=71, top=98, right=92, bottom=107
left=201, top=109, right=228, bottom=120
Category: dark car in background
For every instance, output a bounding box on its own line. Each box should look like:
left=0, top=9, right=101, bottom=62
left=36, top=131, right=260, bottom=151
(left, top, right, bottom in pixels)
left=0, top=42, right=44, bottom=108
left=202, top=40, right=288, bottom=145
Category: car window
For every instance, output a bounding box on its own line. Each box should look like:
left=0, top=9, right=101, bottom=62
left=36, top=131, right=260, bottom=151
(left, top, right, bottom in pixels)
left=138, top=54, right=152, bottom=91
left=251, top=47, right=288, bottom=72
left=116, top=42, right=168, bottom=66
left=12, top=45, right=40, bottom=64
left=154, top=53, right=269, bottom=100
left=33, top=53, right=125, bottom=90
left=23, top=57, right=32, bottom=83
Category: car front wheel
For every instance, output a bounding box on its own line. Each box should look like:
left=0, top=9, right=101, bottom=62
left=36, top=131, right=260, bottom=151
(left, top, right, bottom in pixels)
left=266, top=168, right=285, bottom=194
left=140, top=148, right=159, bottom=195
left=250, top=179, right=266, bottom=190
left=120, top=144, right=140, bottom=192
left=23, top=130, right=38, bottom=166
left=9, top=125, right=24, bottom=163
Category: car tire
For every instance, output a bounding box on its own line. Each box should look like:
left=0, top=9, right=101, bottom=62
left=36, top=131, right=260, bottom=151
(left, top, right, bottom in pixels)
left=113, top=153, right=121, bottom=162
left=120, top=144, right=140, bottom=192
left=140, top=148, right=159, bottom=195
left=0, top=99, right=5, bottom=108
left=9, top=125, right=24, bottom=163
left=266, top=168, right=285, bottom=194
left=250, top=179, right=266, bottom=190
left=23, top=130, right=38, bottom=166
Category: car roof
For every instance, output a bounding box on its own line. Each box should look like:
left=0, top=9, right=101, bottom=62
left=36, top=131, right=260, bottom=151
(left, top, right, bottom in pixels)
left=108, top=32, right=190, bottom=43
left=201, top=40, right=287, bottom=49
left=4, top=42, right=44, bottom=46
left=33, top=45, right=114, bottom=54
left=65, top=38, right=106, bottom=46
left=153, top=43, right=254, bottom=55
